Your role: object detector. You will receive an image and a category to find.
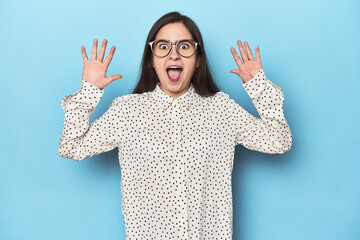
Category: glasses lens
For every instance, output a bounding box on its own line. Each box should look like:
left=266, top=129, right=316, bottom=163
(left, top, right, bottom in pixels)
left=153, top=40, right=171, bottom=57
left=152, top=40, right=197, bottom=57
left=177, top=40, right=196, bottom=57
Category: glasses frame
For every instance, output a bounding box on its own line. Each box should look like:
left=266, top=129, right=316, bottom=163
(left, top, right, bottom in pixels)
left=148, top=39, right=200, bottom=58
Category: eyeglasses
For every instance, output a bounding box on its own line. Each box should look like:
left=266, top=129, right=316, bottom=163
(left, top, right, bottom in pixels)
left=148, top=39, right=200, bottom=58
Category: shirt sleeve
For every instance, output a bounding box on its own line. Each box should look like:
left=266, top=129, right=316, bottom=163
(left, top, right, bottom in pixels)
left=58, top=79, right=123, bottom=161
left=231, top=69, right=292, bottom=154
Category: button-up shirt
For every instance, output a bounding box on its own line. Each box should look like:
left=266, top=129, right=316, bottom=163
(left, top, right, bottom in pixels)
left=58, top=68, right=292, bottom=240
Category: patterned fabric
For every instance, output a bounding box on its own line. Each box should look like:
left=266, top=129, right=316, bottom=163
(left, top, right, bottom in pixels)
left=58, top=68, right=292, bottom=240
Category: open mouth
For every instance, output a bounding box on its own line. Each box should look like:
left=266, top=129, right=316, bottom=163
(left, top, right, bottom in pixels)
left=166, top=67, right=183, bottom=82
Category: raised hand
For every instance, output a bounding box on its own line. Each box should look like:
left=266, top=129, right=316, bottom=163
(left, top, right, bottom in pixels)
left=230, top=40, right=263, bottom=84
left=81, top=39, right=122, bottom=90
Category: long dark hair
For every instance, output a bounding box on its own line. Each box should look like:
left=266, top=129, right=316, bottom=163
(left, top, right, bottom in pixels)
left=132, top=11, right=220, bottom=97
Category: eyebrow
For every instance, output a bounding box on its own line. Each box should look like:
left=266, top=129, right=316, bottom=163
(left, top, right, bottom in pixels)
left=156, top=38, right=193, bottom=41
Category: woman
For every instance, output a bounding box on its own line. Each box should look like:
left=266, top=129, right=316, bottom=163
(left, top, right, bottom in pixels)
left=58, top=11, right=292, bottom=240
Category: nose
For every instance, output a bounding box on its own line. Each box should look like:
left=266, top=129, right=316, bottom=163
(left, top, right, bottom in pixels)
left=168, top=44, right=180, bottom=60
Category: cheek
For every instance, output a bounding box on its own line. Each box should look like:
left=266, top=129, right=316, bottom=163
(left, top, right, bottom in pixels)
left=185, top=62, right=197, bottom=73
left=189, top=58, right=198, bottom=69
left=153, top=59, right=165, bottom=71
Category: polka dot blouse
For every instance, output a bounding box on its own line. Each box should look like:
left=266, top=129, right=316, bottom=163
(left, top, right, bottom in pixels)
left=58, top=68, right=292, bottom=240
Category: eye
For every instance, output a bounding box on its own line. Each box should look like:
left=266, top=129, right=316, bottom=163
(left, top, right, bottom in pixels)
left=179, top=43, right=189, bottom=49
left=159, top=44, right=169, bottom=49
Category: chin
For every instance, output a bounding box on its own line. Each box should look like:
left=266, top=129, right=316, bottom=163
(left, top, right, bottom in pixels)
left=163, top=81, right=183, bottom=90
left=160, top=77, right=189, bottom=93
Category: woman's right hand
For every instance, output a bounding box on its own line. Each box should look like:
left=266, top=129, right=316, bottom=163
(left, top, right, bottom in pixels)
left=81, top=39, right=122, bottom=90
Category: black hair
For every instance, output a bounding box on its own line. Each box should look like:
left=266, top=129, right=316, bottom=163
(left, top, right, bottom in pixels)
left=132, top=11, right=219, bottom=97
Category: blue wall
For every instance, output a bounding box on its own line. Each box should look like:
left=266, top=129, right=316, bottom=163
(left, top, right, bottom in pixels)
left=1, top=0, right=359, bottom=239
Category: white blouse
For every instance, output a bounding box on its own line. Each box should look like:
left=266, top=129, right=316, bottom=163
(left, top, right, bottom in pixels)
left=58, top=68, right=292, bottom=240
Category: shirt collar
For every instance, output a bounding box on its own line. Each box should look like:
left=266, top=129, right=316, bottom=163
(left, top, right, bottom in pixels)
left=152, top=82, right=196, bottom=111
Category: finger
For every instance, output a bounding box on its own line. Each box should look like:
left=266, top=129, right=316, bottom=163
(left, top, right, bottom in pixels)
left=237, top=40, right=249, bottom=62
left=244, top=41, right=254, bottom=61
left=230, top=69, right=240, bottom=75
left=91, top=39, right=98, bottom=61
left=230, top=68, right=249, bottom=75
left=106, top=74, right=122, bottom=84
left=103, top=46, right=116, bottom=67
left=230, top=47, right=244, bottom=68
left=97, top=39, right=107, bottom=62
left=81, top=45, right=89, bottom=62
left=255, top=45, right=261, bottom=63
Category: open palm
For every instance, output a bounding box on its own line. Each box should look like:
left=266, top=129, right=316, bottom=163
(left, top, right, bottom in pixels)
left=81, top=39, right=122, bottom=90
left=230, top=40, right=263, bottom=84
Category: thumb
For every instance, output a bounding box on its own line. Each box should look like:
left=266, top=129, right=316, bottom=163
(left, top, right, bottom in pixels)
left=106, top=74, right=122, bottom=83
left=230, top=69, right=240, bottom=75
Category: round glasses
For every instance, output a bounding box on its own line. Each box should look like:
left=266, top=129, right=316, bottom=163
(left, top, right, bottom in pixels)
left=148, top=39, right=200, bottom=58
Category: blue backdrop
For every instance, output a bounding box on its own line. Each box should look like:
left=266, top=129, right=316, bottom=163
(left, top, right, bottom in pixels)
left=1, top=0, right=359, bottom=239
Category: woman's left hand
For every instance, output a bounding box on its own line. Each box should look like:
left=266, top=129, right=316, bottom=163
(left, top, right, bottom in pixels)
left=230, top=40, right=263, bottom=84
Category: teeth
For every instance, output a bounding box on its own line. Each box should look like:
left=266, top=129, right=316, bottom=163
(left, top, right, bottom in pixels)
left=167, top=67, right=182, bottom=70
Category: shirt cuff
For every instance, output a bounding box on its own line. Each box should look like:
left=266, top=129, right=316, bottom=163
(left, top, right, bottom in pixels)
left=241, top=69, right=268, bottom=99
left=60, top=80, right=104, bottom=110
left=81, top=79, right=104, bottom=95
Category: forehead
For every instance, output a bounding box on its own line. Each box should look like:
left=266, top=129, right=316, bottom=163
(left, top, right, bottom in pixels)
left=155, top=22, right=193, bottom=41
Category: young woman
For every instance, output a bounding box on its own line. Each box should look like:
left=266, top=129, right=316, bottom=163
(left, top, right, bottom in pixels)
left=58, top=11, right=292, bottom=240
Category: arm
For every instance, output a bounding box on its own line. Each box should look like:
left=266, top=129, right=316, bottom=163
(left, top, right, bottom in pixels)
left=231, top=69, right=292, bottom=153
left=58, top=79, right=123, bottom=161
left=228, top=40, right=292, bottom=153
